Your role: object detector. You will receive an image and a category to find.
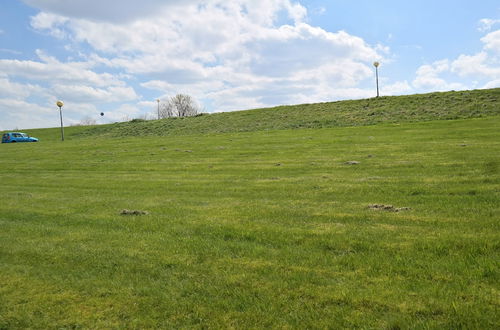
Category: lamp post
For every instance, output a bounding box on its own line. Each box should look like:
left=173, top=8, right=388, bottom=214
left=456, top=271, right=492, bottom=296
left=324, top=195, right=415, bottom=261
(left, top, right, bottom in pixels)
left=157, top=99, right=160, bottom=120
left=373, top=61, right=380, bottom=98
left=56, top=100, right=65, bottom=141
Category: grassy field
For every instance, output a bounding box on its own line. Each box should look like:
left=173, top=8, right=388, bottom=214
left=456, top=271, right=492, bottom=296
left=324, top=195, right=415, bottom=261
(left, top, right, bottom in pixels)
left=1, top=111, right=499, bottom=328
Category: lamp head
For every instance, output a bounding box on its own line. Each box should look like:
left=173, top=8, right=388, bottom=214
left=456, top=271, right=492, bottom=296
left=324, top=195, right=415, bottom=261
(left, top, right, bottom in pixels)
left=56, top=100, right=64, bottom=108
left=373, top=61, right=380, bottom=68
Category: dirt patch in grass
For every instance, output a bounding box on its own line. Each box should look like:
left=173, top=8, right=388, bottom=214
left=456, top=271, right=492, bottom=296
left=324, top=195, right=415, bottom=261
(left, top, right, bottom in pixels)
left=120, top=209, right=149, bottom=216
left=368, top=204, right=411, bottom=212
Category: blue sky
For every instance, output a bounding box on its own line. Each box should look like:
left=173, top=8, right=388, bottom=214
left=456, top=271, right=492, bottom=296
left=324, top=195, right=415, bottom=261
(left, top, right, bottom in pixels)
left=1, top=0, right=499, bottom=130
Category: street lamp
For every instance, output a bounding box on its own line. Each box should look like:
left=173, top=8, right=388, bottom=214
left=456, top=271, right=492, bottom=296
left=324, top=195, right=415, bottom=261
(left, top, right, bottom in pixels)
left=156, top=99, right=160, bottom=120
left=56, top=100, right=64, bottom=141
left=373, top=61, right=380, bottom=98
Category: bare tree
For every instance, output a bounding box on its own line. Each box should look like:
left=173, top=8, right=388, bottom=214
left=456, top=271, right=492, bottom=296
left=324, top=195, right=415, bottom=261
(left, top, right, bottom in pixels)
left=160, top=94, right=199, bottom=118
left=160, top=101, right=174, bottom=118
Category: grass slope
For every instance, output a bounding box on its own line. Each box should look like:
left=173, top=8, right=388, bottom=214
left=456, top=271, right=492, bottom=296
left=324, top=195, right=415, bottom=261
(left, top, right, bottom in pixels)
left=0, top=116, right=499, bottom=328
left=66, top=88, right=500, bottom=139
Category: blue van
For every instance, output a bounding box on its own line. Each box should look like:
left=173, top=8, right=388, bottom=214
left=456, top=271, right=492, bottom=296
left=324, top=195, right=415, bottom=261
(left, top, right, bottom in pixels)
left=1, top=132, right=39, bottom=143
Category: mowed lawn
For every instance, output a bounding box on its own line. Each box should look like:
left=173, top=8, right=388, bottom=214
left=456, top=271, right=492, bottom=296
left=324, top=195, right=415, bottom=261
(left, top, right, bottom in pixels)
left=0, top=117, right=499, bottom=328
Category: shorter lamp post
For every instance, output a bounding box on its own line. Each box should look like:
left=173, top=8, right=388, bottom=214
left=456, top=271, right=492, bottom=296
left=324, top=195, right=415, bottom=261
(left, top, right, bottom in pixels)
left=373, top=61, right=380, bottom=98
left=157, top=99, right=160, bottom=120
left=56, top=100, right=64, bottom=141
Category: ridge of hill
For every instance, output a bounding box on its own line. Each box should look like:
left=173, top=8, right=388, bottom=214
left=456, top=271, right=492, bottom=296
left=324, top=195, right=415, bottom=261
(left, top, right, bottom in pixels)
left=77, top=88, right=499, bottom=138
left=6, top=88, right=499, bottom=141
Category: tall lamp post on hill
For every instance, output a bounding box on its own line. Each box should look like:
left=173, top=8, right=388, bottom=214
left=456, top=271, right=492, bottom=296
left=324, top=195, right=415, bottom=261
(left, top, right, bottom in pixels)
left=373, top=61, right=380, bottom=98
left=56, top=100, right=65, bottom=141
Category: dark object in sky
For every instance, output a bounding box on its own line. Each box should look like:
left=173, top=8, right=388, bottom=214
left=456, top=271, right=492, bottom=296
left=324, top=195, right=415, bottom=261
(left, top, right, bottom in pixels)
left=100, top=112, right=104, bottom=116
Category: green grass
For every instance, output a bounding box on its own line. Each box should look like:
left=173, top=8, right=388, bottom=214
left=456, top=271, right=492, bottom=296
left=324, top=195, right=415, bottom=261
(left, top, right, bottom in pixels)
left=1, top=113, right=499, bottom=328
left=66, top=88, right=500, bottom=139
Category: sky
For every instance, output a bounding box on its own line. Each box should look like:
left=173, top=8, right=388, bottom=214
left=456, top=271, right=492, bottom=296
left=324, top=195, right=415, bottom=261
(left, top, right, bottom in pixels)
left=0, top=0, right=499, bottom=130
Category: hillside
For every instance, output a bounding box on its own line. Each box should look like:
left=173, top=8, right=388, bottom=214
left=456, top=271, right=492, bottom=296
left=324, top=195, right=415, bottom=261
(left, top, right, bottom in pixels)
left=72, top=88, right=500, bottom=139
left=1, top=88, right=499, bottom=328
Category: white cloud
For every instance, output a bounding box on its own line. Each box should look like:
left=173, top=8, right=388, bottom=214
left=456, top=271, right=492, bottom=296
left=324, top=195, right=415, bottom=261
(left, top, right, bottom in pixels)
left=0, top=50, right=124, bottom=88
left=450, top=30, right=500, bottom=82
left=451, top=52, right=500, bottom=78
left=22, top=0, right=194, bottom=23
left=30, top=12, right=69, bottom=38
left=0, top=48, right=23, bottom=55
left=483, top=79, right=500, bottom=89
left=481, top=30, right=500, bottom=53
left=245, top=25, right=378, bottom=77
left=24, top=0, right=386, bottom=112
left=0, top=98, right=55, bottom=130
left=478, top=18, right=500, bottom=32
left=0, top=50, right=140, bottom=128
left=381, top=80, right=412, bottom=95
left=0, top=81, right=139, bottom=129
left=311, top=6, right=326, bottom=16
left=51, top=85, right=138, bottom=103
left=0, top=78, right=45, bottom=100
left=413, top=27, right=500, bottom=91
left=137, top=100, right=156, bottom=108
left=8, top=0, right=498, bottom=130
left=413, top=60, right=455, bottom=90
left=140, top=80, right=172, bottom=92
left=4, top=0, right=392, bottom=128
left=106, top=103, right=142, bottom=122
left=27, top=1, right=380, bottom=76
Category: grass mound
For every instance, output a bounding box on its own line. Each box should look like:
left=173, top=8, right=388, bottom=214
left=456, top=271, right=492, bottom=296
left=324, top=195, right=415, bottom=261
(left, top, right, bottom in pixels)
left=73, top=88, right=500, bottom=138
